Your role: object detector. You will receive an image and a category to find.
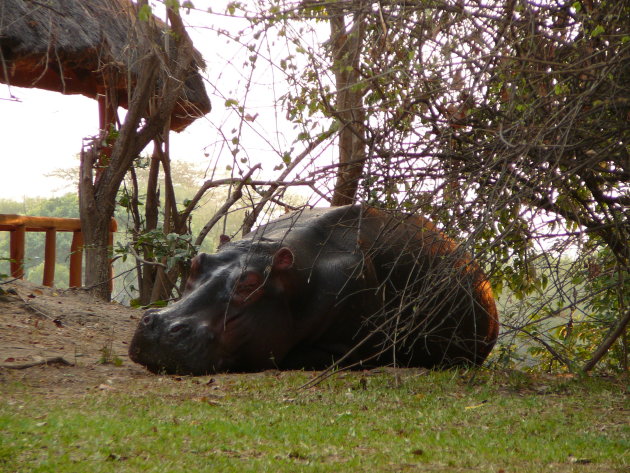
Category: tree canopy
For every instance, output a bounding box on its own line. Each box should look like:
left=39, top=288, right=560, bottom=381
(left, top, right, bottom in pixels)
left=202, top=0, right=628, bottom=373
left=149, top=0, right=625, bottom=373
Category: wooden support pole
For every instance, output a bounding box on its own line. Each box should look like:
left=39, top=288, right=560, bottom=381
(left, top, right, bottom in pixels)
left=96, top=92, right=115, bottom=184
left=9, top=225, right=25, bottom=279
left=69, top=231, right=83, bottom=288
left=43, top=228, right=57, bottom=287
left=108, top=227, right=115, bottom=293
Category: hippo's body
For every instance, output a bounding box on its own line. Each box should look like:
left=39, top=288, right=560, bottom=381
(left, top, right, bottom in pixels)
left=129, top=205, right=499, bottom=374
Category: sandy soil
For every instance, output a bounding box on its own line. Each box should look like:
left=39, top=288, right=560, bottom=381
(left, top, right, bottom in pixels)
left=0, top=279, right=150, bottom=395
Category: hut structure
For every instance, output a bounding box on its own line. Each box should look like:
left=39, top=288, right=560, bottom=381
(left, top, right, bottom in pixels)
left=0, top=0, right=210, bottom=132
left=0, top=0, right=211, bottom=297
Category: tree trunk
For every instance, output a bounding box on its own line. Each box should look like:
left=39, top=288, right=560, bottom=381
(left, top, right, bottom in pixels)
left=77, top=6, right=197, bottom=301
left=137, top=144, right=162, bottom=305
left=327, top=5, right=367, bottom=206
left=79, top=142, right=116, bottom=301
left=582, top=308, right=630, bottom=373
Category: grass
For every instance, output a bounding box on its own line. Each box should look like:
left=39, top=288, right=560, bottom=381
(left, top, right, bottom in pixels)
left=1, top=369, right=628, bottom=472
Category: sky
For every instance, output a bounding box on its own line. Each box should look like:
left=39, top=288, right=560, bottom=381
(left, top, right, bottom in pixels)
left=0, top=83, right=230, bottom=199
left=1, top=88, right=95, bottom=199
left=0, top=1, right=323, bottom=202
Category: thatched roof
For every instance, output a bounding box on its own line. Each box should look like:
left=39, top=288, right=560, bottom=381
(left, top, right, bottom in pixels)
left=0, top=0, right=210, bottom=131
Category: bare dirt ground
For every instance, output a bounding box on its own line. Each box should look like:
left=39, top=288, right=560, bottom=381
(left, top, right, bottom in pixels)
left=0, top=279, right=151, bottom=395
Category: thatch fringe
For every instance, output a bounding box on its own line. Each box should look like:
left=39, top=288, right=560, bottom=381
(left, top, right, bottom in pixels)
left=0, top=0, right=210, bottom=131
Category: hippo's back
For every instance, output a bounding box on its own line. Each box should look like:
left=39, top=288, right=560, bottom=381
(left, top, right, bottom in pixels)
left=246, top=205, right=499, bottom=368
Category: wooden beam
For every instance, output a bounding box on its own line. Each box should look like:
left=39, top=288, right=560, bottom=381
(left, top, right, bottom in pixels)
left=0, top=215, right=81, bottom=232
left=0, top=215, right=116, bottom=232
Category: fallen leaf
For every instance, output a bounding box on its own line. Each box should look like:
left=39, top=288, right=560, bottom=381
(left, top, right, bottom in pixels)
left=534, top=385, right=551, bottom=393
left=465, top=400, right=489, bottom=410
left=569, top=455, right=592, bottom=464
left=195, top=396, right=221, bottom=406
left=106, top=453, right=128, bottom=461
left=288, top=450, right=308, bottom=460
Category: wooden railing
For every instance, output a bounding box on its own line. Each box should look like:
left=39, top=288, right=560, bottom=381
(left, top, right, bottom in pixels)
left=0, top=214, right=117, bottom=288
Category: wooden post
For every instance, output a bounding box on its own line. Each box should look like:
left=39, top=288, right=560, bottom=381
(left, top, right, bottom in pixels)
left=69, top=231, right=83, bottom=288
left=10, top=225, right=25, bottom=279
left=108, top=225, right=115, bottom=293
left=43, top=228, right=57, bottom=286
left=96, top=91, right=115, bottom=183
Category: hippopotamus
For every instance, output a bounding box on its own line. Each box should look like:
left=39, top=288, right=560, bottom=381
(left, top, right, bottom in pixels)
left=129, top=205, right=499, bottom=375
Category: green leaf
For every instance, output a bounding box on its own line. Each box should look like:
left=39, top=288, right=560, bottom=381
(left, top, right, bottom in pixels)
left=138, top=4, right=152, bottom=22
left=165, top=0, right=180, bottom=13
left=590, top=25, right=605, bottom=38
left=554, top=83, right=566, bottom=95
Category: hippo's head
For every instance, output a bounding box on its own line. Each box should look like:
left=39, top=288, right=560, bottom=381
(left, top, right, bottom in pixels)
left=128, top=245, right=296, bottom=375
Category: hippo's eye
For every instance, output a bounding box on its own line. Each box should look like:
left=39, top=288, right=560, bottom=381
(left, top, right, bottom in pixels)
left=168, top=323, right=191, bottom=338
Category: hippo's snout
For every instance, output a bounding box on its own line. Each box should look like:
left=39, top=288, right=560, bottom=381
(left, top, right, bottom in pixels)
left=135, top=308, right=198, bottom=341
left=129, top=306, right=221, bottom=375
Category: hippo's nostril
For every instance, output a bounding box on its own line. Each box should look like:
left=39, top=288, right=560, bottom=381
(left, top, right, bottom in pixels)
left=140, top=309, right=161, bottom=328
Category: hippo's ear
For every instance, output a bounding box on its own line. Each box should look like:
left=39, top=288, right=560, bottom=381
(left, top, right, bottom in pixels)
left=233, top=271, right=264, bottom=305
left=185, top=253, right=208, bottom=294
left=272, top=247, right=294, bottom=271
left=218, top=234, right=231, bottom=249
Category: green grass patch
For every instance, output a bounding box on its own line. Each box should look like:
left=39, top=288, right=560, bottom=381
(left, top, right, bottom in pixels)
left=1, top=370, right=628, bottom=472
